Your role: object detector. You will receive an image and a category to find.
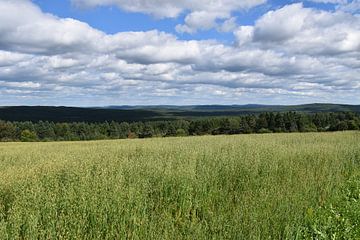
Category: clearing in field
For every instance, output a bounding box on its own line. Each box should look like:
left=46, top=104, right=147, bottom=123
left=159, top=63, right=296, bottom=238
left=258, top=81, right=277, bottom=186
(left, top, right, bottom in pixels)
left=1, top=132, right=360, bottom=239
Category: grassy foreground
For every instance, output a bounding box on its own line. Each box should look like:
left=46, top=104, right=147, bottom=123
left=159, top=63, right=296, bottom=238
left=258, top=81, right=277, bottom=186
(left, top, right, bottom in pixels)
left=1, top=132, right=360, bottom=239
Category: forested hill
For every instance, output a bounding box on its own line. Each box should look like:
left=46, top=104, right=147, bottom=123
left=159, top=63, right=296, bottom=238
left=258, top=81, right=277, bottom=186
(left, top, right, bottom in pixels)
left=107, top=103, right=360, bottom=113
left=0, top=106, right=163, bottom=123
left=0, top=103, right=360, bottom=123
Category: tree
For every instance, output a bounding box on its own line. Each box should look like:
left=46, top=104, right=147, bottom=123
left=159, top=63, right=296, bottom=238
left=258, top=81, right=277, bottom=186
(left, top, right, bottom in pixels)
left=256, top=113, right=269, bottom=131
left=35, top=121, right=55, bottom=140
left=267, top=112, right=276, bottom=132
left=239, top=119, right=251, bottom=134
left=130, top=122, right=144, bottom=137
left=20, top=130, right=37, bottom=142
left=166, top=123, right=177, bottom=136
left=246, top=115, right=257, bottom=133
left=227, top=118, right=241, bottom=134
left=336, top=121, right=348, bottom=131
left=109, top=121, right=120, bottom=139
left=139, top=124, right=154, bottom=138
left=119, top=122, right=130, bottom=139
left=274, top=113, right=285, bottom=132
left=347, top=120, right=359, bottom=130
left=289, top=121, right=298, bottom=132
left=0, top=121, right=16, bottom=140
left=54, top=123, right=71, bottom=140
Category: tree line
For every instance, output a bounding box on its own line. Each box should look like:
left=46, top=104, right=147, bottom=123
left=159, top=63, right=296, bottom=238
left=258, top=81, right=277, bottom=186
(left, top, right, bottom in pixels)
left=0, top=112, right=359, bottom=142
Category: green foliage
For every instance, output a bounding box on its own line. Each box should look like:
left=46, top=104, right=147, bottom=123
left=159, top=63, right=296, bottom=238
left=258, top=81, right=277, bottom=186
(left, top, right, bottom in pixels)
left=0, top=121, right=16, bottom=141
left=302, top=176, right=360, bottom=239
left=0, top=112, right=359, bottom=142
left=20, top=130, right=37, bottom=142
left=175, top=128, right=187, bottom=136
left=257, top=128, right=272, bottom=134
left=0, top=132, right=360, bottom=238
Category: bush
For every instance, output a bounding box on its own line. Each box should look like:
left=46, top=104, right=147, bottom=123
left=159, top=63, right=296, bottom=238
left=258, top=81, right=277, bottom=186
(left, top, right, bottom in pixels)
left=20, top=130, right=38, bottom=142
left=175, top=128, right=187, bottom=137
left=301, top=124, right=318, bottom=132
left=257, top=128, right=272, bottom=134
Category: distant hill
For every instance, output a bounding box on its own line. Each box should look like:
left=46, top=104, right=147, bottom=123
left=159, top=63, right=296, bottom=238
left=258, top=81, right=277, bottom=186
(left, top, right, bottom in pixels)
left=0, top=103, right=360, bottom=123
left=0, top=106, right=165, bottom=123
left=106, top=103, right=360, bottom=112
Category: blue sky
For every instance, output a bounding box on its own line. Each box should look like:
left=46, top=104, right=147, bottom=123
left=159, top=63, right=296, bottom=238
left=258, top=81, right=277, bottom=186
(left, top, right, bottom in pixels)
left=0, top=0, right=359, bottom=106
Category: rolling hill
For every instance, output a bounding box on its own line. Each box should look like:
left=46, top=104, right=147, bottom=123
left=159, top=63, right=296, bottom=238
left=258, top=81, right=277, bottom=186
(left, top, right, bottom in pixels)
left=0, top=103, right=359, bottom=123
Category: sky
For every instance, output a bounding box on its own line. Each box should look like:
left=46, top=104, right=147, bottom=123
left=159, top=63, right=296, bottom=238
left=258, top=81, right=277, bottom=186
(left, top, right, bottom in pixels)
left=0, top=0, right=359, bottom=106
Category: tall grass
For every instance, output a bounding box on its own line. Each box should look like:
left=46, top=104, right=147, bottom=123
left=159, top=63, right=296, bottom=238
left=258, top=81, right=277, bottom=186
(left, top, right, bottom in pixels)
left=0, top=132, right=360, bottom=239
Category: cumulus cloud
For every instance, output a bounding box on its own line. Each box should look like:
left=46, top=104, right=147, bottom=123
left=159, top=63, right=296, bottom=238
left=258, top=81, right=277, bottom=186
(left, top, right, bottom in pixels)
left=337, top=0, right=360, bottom=13
left=235, top=3, right=360, bottom=55
left=309, top=0, right=348, bottom=3
left=0, top=51, right=31, bottom=67
left=218, top=17, right=238, bottom=32
left=307, top=0, right=360, bottom=13
left=71, top=0, right=265, bottom=18
left=176, top=13, right=238, bottom=34
left=176, top=11, right=227, bottom=34
left=0, top=0, right=104, bottom=55
left=0, top=0, right=359, bottom=105
left=253, top=4, right=310, bottom=42
left=72, top=0, right=265, bottom=33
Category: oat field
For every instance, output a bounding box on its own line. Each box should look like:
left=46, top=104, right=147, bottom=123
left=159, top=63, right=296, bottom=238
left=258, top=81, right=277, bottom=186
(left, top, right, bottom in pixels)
left=1, top=132, right=360, bottom=239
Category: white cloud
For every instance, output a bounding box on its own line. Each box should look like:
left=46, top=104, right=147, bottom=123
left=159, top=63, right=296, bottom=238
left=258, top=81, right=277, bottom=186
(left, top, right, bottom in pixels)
left=307, top=0, right=360, bottom=14
left=71, top=0, right=265, bottom=18
left=253, top=3, right=310, bottom=42
left=234, top=26, right=254, bottom=46
left=235, top=3, right=360, bottom=55
left=0, top=51, right=31, bottom=67
left=218, top=17, right=238, bottom=32
left=0, top=1, right=359, bottom=105
left=337, top=0, right=360, bottom=13
left=72, top=0, right=266, bottom=33
left=176, top=13, right=238, bottom=34
left=309, top=0, right=348, bottom=3
left=0, top=0, right=104, bottom=54
left=176, top=11, right=227, bottom=33
left=0, top=80, right=41, bottom=89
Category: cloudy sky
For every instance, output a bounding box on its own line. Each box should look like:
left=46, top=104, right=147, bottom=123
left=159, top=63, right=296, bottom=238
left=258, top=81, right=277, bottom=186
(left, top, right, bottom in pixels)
left=0, top=0, right=359, bottom=106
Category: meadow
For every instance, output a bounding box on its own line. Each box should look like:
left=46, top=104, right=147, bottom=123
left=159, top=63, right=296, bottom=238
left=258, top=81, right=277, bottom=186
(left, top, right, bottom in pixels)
left=1, top=132, right=360, bottom=239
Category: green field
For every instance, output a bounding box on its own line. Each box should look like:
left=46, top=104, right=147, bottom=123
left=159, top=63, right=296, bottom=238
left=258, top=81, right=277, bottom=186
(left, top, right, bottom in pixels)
left=1, top=132, right=360, bottom=239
